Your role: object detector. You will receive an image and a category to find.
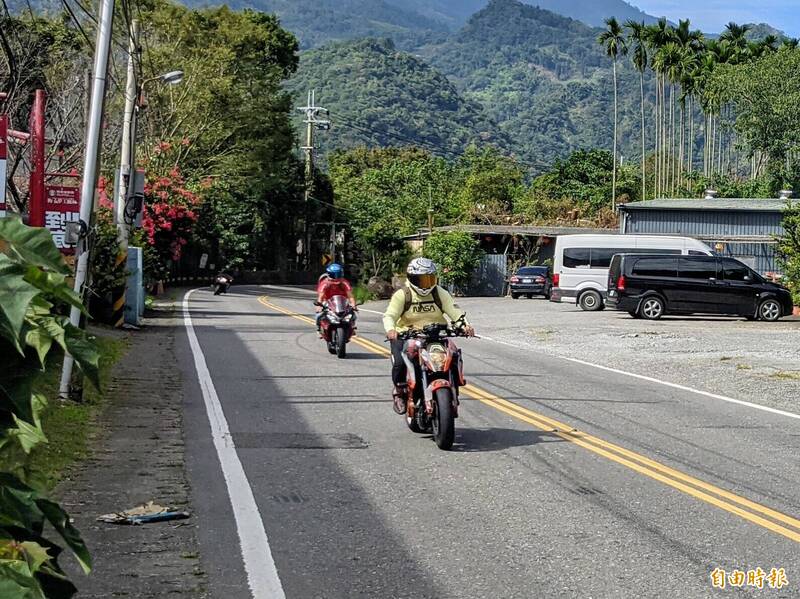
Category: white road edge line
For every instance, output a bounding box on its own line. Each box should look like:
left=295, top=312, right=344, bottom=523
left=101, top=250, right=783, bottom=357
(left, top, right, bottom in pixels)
left=481, top=334, right=800, bottom=421
left=260, top=284, right=800, bottom=420
left=183, top=289, right=286, bottom=599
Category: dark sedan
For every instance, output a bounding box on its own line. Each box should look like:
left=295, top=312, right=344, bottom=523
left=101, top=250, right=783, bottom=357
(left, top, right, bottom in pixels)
left=509, top=266, right=552, bottom=299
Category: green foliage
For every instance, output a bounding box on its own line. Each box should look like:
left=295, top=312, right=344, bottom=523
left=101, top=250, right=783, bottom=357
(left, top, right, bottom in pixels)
left=515, top=149, right=640, bottom=221
left=287, top=37, right=509, bottom=162
left=330, top=145, right=530, bottom=277
left=709, top=47, right=800, bottom=178
left=0, top=217, right=99, bottom=597
left=136, top=1, right=305, bottom=271
left=777, top=203, right=800, bottom=305
left=423, top=231, right=484, bottom=290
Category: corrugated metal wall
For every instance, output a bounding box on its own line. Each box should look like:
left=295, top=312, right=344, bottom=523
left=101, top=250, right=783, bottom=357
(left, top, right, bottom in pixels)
left=623, top=209, right=783, bottom=273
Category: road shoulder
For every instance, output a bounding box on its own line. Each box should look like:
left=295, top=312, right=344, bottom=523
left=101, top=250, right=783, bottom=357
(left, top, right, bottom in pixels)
left=59, top=300, right=208, bottom=598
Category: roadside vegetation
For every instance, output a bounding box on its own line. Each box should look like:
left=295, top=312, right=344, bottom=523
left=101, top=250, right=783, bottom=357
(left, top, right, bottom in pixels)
left=0, top=218, right=102, bottom=597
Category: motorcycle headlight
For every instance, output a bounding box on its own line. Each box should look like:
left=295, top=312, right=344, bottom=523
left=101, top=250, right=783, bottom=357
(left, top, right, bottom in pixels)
left=327, top=313, right=340, bottom=324
left=343, top=314, right=352, bottom=322
left=424, top=343, right=448, bottom=372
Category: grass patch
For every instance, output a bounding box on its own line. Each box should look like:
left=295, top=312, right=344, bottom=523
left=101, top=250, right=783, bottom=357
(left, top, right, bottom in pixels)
left=28, top=330, right=128, bottom=491
left=736, top=364, right=752, bottom=371
left=769, top=370, right=800, bottom=381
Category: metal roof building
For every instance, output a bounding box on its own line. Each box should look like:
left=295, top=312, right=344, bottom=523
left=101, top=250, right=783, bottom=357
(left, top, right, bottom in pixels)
left=618, top=198, right=788, bottom=273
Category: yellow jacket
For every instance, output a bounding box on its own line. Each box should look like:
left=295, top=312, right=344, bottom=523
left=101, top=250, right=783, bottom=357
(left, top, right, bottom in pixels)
left=382, top=284, right=468, bottom=333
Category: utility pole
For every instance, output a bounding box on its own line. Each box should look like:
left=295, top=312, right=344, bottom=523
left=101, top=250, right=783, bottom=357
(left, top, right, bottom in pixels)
left=111, top=19, right=140, bottom=329
left=28, top=90, right=46, bottom=227
left=296, top=90, right=329, bottom=269
left=59, top=0, right=115, bottom=400
left=115, top=19, right=139, bottom=245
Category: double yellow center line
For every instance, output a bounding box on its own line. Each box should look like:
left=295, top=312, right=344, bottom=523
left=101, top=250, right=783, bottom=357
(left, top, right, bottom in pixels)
left=257, top=295, right=800, bottom=544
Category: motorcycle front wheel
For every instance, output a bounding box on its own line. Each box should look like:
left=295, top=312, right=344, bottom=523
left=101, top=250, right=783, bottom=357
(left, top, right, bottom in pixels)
left=213, top=285, right=222, bottom=295
left=335, top=327, right=347, bottom=358
left=432, top=388, right=455, bottom=450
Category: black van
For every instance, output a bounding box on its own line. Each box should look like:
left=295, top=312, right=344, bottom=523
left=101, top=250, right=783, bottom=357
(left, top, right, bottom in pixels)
left=607, top=254, right=793, bottom=321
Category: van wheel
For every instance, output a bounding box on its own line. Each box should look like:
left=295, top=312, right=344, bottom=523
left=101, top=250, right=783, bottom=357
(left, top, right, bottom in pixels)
left=639, top=296, right=665, bottom=320
left=511, top=292, right=520, bottom=299
left=578, top=290, right=602, bottom=311
left=758, top=299, right=782, bottom=322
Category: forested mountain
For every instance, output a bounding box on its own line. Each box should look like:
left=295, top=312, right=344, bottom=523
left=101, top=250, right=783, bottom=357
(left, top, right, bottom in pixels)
left=286, top=0, right=644, bottom=166
left=389, top=0, right=661, bottom=28
left=286, top=38, right=511, bottom=161
left=180, top=0, right=448, bottom=49
left=421, top=0, right=644, bottom=164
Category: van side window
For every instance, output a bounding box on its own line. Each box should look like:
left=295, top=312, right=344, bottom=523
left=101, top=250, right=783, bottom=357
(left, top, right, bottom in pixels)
left=631, top=257, right=678, bottom=277
left=563, top=248, right=591, bottom=268
left=678, top=257, right=718, bottom=280
left=721, top=258, right=751, bottom=282
left=688, top=250, right=709, bottom=256
left=589, top=248, right=629, bottom=268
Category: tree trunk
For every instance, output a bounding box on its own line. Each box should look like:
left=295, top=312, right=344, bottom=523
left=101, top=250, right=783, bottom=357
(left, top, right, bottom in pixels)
left=640, top=71, right=646, bottom=200
left=611, top=58, right=618, bottom=211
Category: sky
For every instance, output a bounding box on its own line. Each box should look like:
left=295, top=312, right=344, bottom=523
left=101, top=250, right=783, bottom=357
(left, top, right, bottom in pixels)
left=634, top=1, right=800, bottom=37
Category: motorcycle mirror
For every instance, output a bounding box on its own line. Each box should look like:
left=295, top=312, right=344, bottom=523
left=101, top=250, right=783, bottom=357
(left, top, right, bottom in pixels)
left=313, top=301, right=322, bottom=307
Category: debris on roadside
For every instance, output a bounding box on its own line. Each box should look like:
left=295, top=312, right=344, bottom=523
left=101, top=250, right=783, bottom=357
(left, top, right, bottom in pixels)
left=97, top=501, right=190, bottom=525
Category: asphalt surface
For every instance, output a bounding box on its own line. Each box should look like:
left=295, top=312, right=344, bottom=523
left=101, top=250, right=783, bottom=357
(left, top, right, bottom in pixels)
left=178, top=285, right=800, bottom=598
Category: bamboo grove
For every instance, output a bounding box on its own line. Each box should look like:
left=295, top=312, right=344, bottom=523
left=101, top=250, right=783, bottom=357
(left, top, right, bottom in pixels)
left=599, top=18, right=797, bottom=201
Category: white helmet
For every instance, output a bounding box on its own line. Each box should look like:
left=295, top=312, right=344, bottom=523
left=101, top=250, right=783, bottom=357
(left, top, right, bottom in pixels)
left=407, top=257, right=438, bottom=296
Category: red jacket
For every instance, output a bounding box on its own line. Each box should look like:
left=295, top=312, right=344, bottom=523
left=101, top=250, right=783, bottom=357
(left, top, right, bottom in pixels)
left=319, top=278, right=352, bottom=302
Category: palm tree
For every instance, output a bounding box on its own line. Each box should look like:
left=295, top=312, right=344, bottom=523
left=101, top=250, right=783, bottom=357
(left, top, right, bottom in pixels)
left=646, top=18, right=674, bottom=197
left=626, top=20, right=648, bottom=200
left=598, top=17, right=627, bottom=210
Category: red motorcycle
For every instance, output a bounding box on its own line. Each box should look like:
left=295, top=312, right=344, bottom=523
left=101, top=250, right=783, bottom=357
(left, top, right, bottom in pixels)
left=395, top=319, right=469, bottom=450
left=315, top=295, right=357, bottom=358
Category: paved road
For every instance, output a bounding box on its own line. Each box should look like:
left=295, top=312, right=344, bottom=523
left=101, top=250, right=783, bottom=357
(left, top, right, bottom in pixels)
left=177, top=285, right=800, bottom=598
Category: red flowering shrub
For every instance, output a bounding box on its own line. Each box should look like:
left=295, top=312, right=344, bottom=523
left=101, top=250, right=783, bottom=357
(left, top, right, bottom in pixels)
left=140, top=167, right=200, bottom=280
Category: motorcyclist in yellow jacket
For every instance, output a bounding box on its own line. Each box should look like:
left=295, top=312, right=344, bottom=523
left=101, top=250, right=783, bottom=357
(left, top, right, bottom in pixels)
left=383, top=257, right=475, bottom=412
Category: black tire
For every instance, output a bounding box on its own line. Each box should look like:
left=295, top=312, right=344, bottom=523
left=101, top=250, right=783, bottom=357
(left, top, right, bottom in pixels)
left=628, top=311, right=642, bottom=319
left=758, top=298, right=782, bottom=322
left=335, top=327, right=347, bottom=358
left=639, top=296, right=665, bottom=320
left=511, top=292, right=520, bottom=299
left=527, top=294, right=534, bottom=299
left=432, top=388, right=455, bottom=450
left=578, top=290, right=603, bottom=311
left=213, top=285, right=222, bottom=295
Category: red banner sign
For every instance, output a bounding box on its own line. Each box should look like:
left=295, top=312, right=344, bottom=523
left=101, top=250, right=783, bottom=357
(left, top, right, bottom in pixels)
left=45, top=185, right=80, bottom=254
left=0, top=114, right=7, bottom=217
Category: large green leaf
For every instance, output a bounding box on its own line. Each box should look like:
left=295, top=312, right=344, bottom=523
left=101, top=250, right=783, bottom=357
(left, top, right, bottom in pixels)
left=23, top=324, right=53, bottom=369
left=62, top=326, right=100, bottom=390
left=0, top=374, right=36, bottom=425
left=0, top=476, right=43, bottom=533
left=35, top=500, right=91, bottom=574
left=0, top=217, right=69, bottom=275
left=0, top=561, right=46, bottom=599
left=9, top=415, right=48, bottom=455
left=0, top=256, right=42, bottom=347
left=22, top=267, right=86, bottom=315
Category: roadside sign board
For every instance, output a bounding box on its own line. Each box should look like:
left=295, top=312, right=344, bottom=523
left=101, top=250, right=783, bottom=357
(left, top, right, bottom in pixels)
left=321, top=253, right=333, bottom=267
left=0, top=114, right=7, bottom=218
left=45, top=185, right=80, bottom=254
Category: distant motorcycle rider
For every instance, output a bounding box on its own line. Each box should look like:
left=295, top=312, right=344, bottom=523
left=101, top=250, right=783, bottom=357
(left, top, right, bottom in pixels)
left=316, top=263, right=356, bottom=331
left=383, top=258, right=475, bottom=412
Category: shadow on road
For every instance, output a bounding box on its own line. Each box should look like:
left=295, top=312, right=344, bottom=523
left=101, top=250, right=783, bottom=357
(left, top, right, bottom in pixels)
left=452, top=427, right=564, bottom=453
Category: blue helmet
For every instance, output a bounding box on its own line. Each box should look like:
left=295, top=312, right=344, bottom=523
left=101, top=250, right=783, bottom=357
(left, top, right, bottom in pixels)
left=326, top=263, right=344, bottom=279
